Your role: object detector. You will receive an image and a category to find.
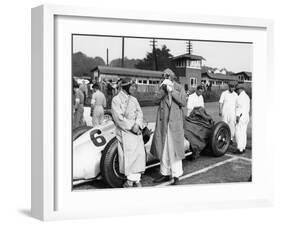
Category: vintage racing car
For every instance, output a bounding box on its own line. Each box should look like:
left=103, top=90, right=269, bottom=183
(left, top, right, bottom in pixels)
left=73, top=109, right=231, bottom=188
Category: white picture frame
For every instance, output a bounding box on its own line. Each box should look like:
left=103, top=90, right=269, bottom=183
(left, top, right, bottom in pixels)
left=31, top=4, right=274, bottom=221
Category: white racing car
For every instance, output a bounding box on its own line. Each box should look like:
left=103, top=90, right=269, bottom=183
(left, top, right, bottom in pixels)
left=73, top=110, right=231, bottom=188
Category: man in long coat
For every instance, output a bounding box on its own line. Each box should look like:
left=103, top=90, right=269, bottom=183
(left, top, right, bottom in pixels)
left=151, top=68, right=186, bottom=185
left=111, top=78, right=146, bottom=188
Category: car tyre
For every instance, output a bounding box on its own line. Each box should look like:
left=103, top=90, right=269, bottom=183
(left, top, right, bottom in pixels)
left=100, top=137, right=126, bottom=188
left=210, top=121, right=231, bottom=157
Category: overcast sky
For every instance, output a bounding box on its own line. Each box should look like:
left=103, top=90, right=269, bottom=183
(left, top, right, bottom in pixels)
left=73, top=35, right=253, bottom=73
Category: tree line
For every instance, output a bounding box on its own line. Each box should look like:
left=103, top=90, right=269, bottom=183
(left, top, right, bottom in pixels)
left=72, top=45, right=234, bottom=77
left=72, top=45, right=175, bottom=77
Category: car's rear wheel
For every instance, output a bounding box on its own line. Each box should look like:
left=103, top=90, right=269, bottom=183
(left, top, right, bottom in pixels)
left=210, top=121, right=231, bottom=157
left=100, top=138, right=126, bottom=188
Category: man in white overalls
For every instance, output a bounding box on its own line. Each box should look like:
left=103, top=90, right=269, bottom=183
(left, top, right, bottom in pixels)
left=219, top=81, right=238, bottom=144
left=235, top=83, right=250, bottom=153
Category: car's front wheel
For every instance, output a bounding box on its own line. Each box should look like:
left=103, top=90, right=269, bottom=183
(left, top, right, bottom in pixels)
left=100, top=138, right=126, bottom=188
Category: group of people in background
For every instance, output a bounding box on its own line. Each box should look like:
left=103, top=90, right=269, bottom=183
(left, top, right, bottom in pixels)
left=73, top=79, right=85, bottom=129
left=72, top=78, right=120, bottom=129
left=219, top=82, right=250, bottom=154
left=73, top=68, right=251, bottom=188
left=184, top=79, right=250, bottom=154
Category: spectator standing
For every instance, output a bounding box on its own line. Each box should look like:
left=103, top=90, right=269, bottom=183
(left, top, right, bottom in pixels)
left=186, top=85, right=205, bottom=116
left=201, top=80, right=206, bottom=91
left=116, top=78, right=122, bottom=94
left=91, top=83, right=106, bottom=127
left=106, top=80, right=114, bottom=109
left=73, top=80, right=85, bottom=129
left=219, top=81, right=238, bottom=143
left=208, top=82, right=212, bottom=91
left=235, top=84, right=250, bottom=153
left=79, top=80, right=88, bottom=105
left=184, top=84, right=190, bottom=101
left=111, top=81, right=118, bottom=95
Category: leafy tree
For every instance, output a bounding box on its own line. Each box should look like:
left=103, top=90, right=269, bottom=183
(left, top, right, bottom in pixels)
left=201, top=65, right=234, bottom=76
left=72, top=52, right=105, bottom=77
left=110, top=57, right=141, bottom=68
left=135, top=45, right=175, bottom=71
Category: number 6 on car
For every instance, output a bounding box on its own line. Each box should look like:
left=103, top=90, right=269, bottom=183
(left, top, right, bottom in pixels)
left=90, top=129, right=106, bottom=146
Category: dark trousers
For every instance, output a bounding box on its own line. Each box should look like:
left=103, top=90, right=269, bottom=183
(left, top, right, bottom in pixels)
left=107, top=94, right=113, bottom=109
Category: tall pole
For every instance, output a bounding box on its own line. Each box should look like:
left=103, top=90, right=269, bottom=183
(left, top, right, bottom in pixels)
left=106, top=48, right=109, bottom=66
left=121, top=37, right=125, bottom=67
left=186, top=40, right=193, bottom=55
left=150, top=38, right=158, bottom=70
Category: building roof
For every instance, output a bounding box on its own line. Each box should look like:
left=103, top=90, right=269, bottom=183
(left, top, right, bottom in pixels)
left=233, top=71, right=252, bottom=77
left=173, top=54, right=205, bottom=61
left=91, top=66, right=163, bottom=78
left=202, top=72, right=238, bottom=81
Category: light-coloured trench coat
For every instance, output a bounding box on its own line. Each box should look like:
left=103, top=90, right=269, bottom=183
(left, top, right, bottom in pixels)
left=151, top=81, right=186, bottom=161
left=111, top=91, right=146, bottom=176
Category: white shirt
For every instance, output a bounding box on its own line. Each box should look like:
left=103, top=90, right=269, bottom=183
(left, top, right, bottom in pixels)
left=219, top=90, right=238, bottom=114
left=236, top=90, right=250, bottom=117
left=187, top=92, right=204, bottom=116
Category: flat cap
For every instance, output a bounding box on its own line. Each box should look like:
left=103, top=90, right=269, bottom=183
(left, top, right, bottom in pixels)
left=236, top=83, right=245, bottom=90
left=120, top=77, right=133, bottom=87
left=163, top=68, right=175, bottom=78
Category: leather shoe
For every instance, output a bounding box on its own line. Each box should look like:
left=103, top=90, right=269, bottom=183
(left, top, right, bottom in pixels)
left=123, top=180, right=133, bottom=188
left=153, top=175, right=170, bottom=183
left=171, top=177, right=180, bottom=185
left=134, top=182, right=142, bottom=187
left=234, top=149, right=245, bottom=154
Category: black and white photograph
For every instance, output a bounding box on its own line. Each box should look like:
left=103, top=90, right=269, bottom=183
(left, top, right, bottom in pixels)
left=72, top=34, right=252, bottom=190
left=1, top=0, right=280, bottom=224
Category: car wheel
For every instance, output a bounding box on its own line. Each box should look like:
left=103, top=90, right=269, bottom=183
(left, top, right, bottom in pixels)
left=72, top=126, right=92, bottom=141
left=100, top=137, right=126, bottom=188
left=210, top=121, right=231, bottom=157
